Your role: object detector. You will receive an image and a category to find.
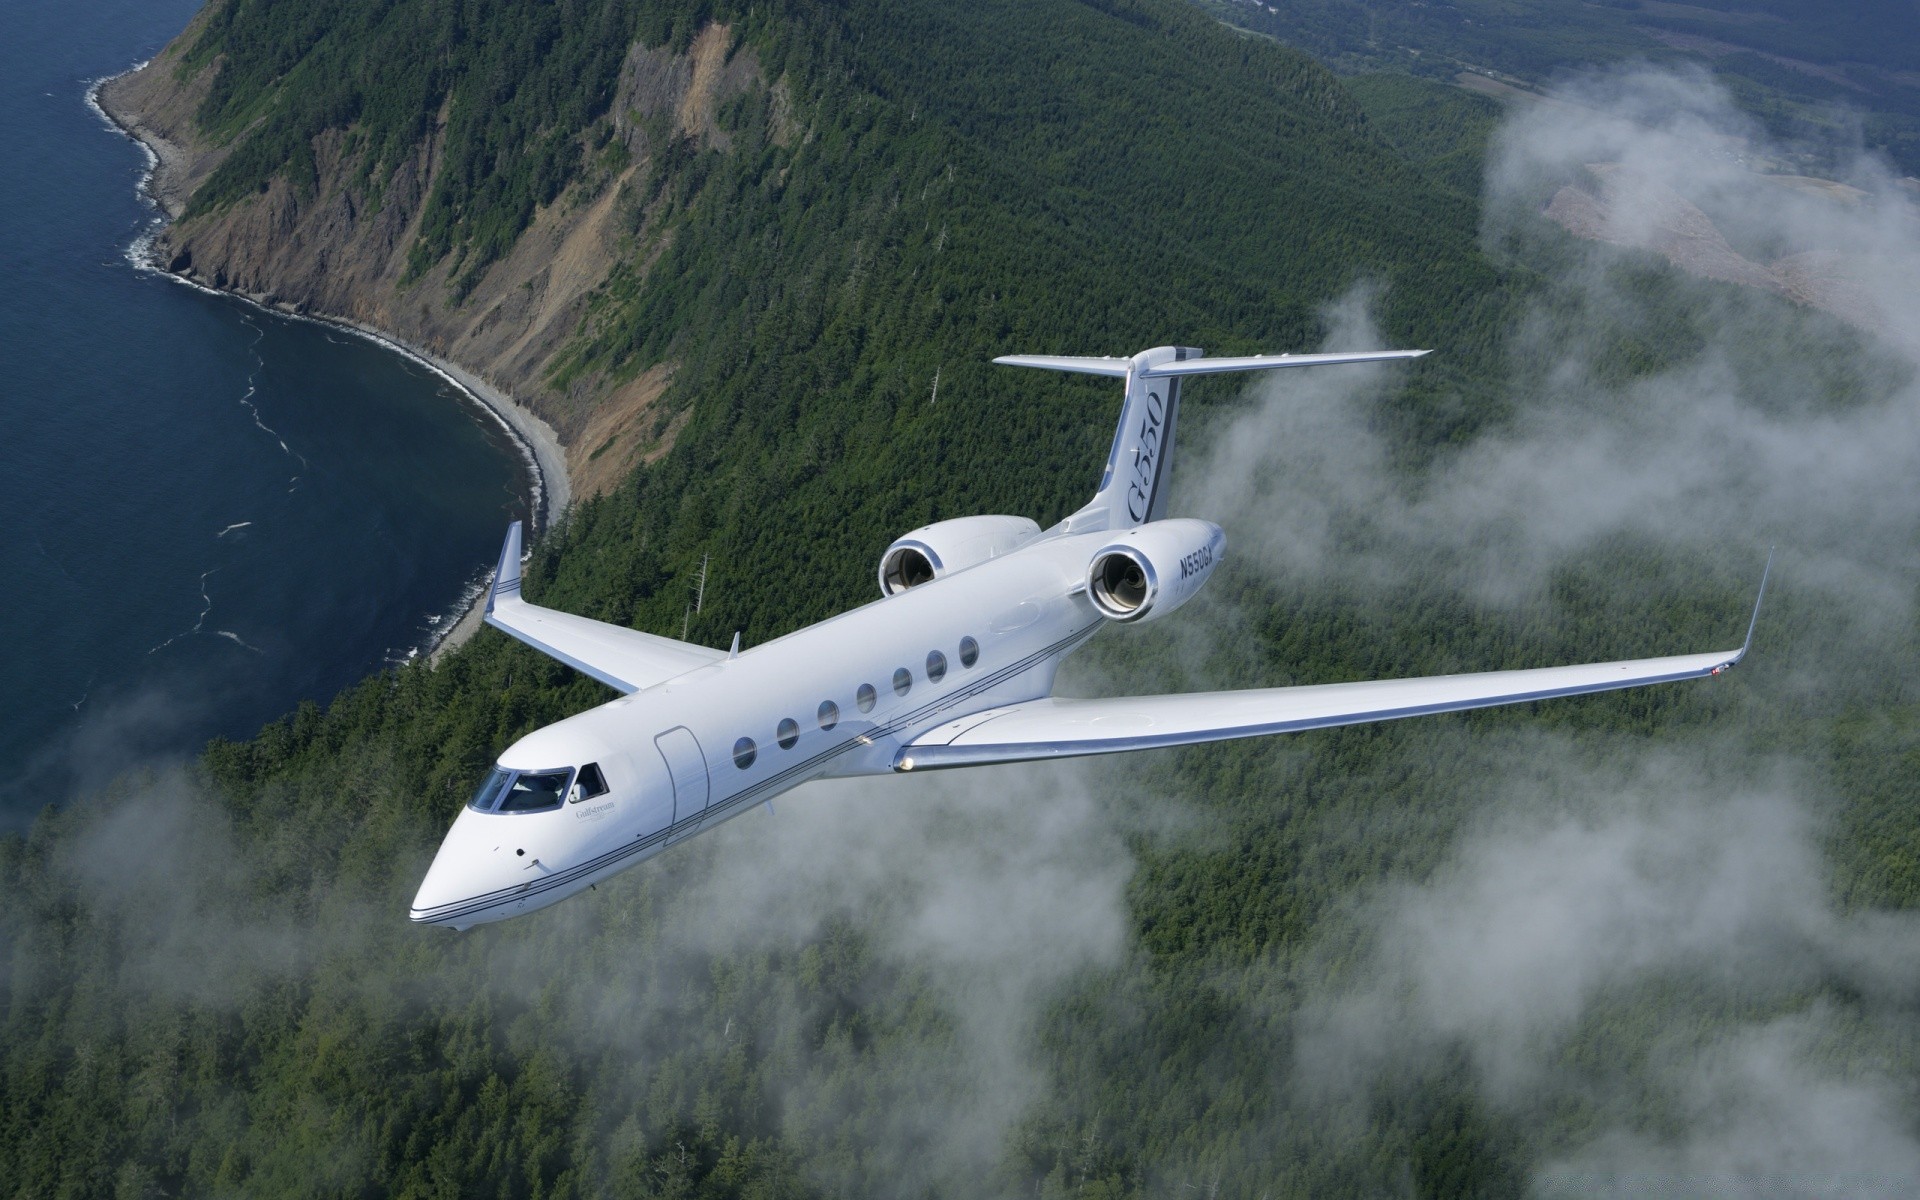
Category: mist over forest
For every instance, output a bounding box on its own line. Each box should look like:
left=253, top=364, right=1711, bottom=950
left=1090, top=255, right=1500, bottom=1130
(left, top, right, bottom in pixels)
left=8, top=0, right=1920, bottom=1196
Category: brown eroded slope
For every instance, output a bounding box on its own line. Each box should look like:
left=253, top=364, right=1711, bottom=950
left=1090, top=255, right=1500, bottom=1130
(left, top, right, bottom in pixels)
left=96, top=22, right=769, bottom=503
left=1545, top=162, right=1910, bottom=342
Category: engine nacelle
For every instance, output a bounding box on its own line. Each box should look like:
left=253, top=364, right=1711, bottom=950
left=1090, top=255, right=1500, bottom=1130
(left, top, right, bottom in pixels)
left=1085, top=519, right=1225, bottom=623
left=878, top=515, right=1043, bottom=596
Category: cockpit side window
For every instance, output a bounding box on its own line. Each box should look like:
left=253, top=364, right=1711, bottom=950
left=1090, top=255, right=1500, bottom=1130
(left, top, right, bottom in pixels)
left=467, top=767, right=513, bottom=813
left=574, top=762, right=609, bottom=801
left=496, top=768, right=574, bottom=814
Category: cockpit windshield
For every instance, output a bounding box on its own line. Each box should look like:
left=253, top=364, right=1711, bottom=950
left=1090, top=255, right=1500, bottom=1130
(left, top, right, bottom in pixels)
left=468, top=767, right=512, bottom=812
left=466, top=766, right=574, bottom=814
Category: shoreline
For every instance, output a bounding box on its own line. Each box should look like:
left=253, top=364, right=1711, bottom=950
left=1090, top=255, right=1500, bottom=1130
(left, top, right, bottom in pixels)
left=91, top=65, right=571, bottom=661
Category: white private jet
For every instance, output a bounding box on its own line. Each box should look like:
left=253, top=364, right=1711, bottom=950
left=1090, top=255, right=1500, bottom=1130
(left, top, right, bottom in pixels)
left=412, top=345, right=1767, bottom=929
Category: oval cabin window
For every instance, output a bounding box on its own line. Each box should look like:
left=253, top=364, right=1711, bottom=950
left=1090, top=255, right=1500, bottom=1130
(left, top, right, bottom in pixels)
left=777, top=718, right=799, bottom=750
left=926, top=650, right=947, bottom=682
left=733, top=737, right=757, bottom=770
left=893, top=668, right=913, bottom=697
left=857, top=683, right=877, bottom=713
left=959, top=636, right=979, bottom=668
left=818, top=700, right=839, bottom=731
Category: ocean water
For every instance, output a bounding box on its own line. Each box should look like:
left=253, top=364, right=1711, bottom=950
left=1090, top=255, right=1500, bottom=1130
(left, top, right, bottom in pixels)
left=1, top=0, right=533, bottom=822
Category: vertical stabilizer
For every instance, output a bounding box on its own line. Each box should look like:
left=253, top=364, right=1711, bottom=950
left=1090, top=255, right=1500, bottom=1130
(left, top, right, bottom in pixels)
left=990, top=346, right=1198, bottom=532
left=1091, top=346, right=1198, bottom=529
left=994, top=344, right=1431, bottom=532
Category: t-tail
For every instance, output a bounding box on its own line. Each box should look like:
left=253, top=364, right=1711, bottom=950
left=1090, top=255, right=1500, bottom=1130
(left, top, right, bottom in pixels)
left=994, top=344, right=1431, bottom=531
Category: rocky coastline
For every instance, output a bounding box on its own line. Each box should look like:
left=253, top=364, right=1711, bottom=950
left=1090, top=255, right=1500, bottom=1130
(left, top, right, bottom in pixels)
left=91, top=65, right=574, bottom=658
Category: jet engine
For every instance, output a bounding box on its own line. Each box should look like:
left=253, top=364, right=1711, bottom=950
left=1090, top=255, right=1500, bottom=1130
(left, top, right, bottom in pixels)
left=878, top=515, right=1043, bottom=596
left=1085, top=518, right=1225, bottom=623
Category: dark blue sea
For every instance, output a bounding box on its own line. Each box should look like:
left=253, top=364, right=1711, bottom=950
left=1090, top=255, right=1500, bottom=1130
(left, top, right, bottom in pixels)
left=2, top=0, right=532, bottom=823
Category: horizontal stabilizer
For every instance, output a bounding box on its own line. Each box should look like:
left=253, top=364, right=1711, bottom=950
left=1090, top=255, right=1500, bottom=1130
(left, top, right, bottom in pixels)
left=1142, top=349, right=1429, bottom=377
left=482, top=521, right=724, bottom=694
left=991, top=355, right=1132, bottom=377
left=991, top=349, right=1428, bottom=379
left=897, top=646, right=1744, bottom=771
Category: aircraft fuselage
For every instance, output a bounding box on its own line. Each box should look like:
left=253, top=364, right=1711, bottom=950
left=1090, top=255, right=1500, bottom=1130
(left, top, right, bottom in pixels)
left=410, top=530, right=1109, bottom=929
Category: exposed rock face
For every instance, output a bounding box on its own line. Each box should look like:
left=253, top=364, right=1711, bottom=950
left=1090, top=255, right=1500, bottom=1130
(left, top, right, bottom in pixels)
left=1545, top=163, right=1785, bottom=294
left=97, top=22, right=768, bottom=501
left=95, top=12, right=228, bottom=218
left=1544, top=162, right=1903, bottom=341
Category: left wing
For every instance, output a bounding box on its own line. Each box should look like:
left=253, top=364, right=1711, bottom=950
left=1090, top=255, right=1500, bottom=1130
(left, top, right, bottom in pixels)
left=897, top=648, right=1744, bottom=771
left=483, top=522, right=723, bottom=693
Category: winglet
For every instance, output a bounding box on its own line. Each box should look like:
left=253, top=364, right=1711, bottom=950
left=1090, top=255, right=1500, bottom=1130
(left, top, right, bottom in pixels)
left=1736, top=546, right=1775, bottom=664
left=484, top=521, right=524, bottom=618
left=728, top=631, right=741, bottom=659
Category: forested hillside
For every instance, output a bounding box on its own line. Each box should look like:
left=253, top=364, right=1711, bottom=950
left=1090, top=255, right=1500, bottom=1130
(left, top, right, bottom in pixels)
left=1194, top=0, right=1920, bottom=175
left=9, top=0, right=1920, bottom=1195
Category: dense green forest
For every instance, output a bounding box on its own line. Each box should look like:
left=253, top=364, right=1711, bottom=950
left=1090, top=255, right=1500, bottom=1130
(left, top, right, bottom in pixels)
left=8, top=0, right=1920, bottom=1195
left=1192, top=0, right=1920, bottom=174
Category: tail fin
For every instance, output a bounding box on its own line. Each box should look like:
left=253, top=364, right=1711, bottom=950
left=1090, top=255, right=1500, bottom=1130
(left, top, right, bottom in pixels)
left=994, top=345, right=1431, bottom=531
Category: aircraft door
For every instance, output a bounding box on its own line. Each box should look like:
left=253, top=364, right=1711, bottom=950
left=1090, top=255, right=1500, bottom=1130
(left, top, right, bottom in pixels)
left=654, top=726, right=711, bottom=834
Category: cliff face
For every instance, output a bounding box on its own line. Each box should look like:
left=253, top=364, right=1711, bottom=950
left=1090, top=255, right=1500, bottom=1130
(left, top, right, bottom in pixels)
left=1544, top=162, right=1907, bottom=343
left=101, top=22, right=766, bottom=501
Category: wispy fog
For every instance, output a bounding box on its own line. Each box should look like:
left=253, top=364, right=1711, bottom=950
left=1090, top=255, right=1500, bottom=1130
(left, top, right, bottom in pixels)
left=1286, top=746, right=1920, bottom=1182
left=451, top=760, right=1147, bottom=1192
left=1181, top=64, right=1920, bottom=1195
left=1191, top=66, right=1920, bottom=630
left=636, top=766, right=1139, bottom=1188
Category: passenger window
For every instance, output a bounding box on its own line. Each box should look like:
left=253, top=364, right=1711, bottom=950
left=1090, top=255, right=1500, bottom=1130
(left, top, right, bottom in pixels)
left=573, top=762, right=609, bottom=801
left=733, top=737, right=757, bottom=769
left=959, top=636, right=979, bottom=668
left=497, top=769, right=571, bottom=813
left=893, top=667, right=912, bottom=697
left=818, top=700, right=839, bottom=731
left=857, top=683, right=877, bottom=713
left=926, top=650, right=947, bottom=682
left=777, top=718, right=799, bottom=750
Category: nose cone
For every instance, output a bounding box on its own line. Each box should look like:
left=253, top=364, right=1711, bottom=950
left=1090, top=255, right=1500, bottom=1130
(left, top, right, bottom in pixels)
left=411, top=809, right=539, bottom=929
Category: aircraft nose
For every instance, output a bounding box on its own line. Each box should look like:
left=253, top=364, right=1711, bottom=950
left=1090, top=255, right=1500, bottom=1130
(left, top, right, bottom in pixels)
left=409, top=809, right=531, bottom=927
left=410, top=851, right=471, bottom=925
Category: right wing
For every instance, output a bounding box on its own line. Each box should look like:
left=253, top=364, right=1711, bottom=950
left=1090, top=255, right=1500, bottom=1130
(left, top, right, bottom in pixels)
left=482, top=522, right=723, bottom=694
left=899, top=648, right=1745, bottom=771
left=899, top=550, right=1773, bottom=771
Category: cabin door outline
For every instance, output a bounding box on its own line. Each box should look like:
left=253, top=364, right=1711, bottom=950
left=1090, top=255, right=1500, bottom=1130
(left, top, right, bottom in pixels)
left=654, top=726, right=711, bottom=833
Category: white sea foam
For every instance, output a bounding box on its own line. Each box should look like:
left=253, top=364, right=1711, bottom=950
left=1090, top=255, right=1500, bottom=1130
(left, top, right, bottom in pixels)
left=146, top=568, right=217, bottom=656
left=95, top=94, right=550, bottom=528
left=405, top=567, right=496, bottom=666
left=87, top=63, right=170, bottom=273
left=325, top=321, right=549, bottom=526
left=108, top=251, right=548, bottom=532
left=216, top=522, right=253, bottom=537
left=94, top=63, right=553, bottom=668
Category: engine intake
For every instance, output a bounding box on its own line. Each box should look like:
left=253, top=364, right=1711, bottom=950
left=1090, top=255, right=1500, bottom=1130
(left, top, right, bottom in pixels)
left=1091, top=550, right=1152, bottom=616
left=1085, top=519, right=1224, bottom=623
left=878, top=515, right=1042, bottom=596
left=880, top=542, right=940, bottom=594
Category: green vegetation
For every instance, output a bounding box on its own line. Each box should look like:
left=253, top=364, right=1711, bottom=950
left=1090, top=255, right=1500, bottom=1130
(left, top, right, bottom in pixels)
left=1193, top=0, right=1920, bottom=174
left=1344, top=74, right=1504, bottom=200
left=8, top=0, right=1920, bottom=1195
left=184, top=0, right=668, bottom=294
